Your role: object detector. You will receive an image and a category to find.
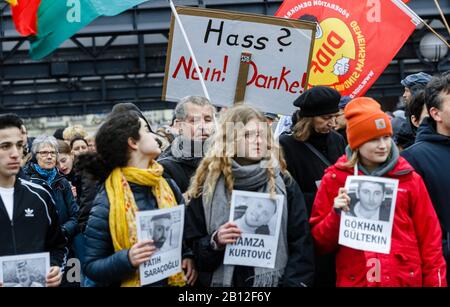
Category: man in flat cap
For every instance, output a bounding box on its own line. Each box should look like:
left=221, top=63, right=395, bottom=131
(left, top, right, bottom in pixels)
left=401, top=72, right=432, bottom=105
left=279, top=86, right=346, bottom=287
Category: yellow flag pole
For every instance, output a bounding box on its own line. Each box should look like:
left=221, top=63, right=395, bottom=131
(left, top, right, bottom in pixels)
left=5, top=0, right=18, bottom=6
left=420, top=18, right=450, bottom=49
left=433, top=0, right=450, bottom=37
left=395, top=0, right=450, bottom=49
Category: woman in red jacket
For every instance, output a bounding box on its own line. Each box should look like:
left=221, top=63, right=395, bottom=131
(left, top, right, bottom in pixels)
left=310, top=97, right=446, bottom=287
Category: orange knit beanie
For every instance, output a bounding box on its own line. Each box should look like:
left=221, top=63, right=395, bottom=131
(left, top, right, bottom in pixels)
left=345, top=97, right=393, bottom=150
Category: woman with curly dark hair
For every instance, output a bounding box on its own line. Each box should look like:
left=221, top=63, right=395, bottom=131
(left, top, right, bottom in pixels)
left=83, top=110, right=197, bottom=287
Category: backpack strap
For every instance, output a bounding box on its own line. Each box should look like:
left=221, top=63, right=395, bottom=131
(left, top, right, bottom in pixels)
left=304, top=142, right=332, bottom=167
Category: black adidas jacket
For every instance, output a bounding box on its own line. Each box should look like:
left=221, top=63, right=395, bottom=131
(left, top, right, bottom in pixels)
left=0, top=178, right=68, bottom=267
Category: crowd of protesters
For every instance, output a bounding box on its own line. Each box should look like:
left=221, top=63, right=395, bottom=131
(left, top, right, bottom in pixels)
left=0, top=70, right=449, bottom=287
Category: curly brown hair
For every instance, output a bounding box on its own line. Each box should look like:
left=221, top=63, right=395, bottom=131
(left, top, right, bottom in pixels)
left=78, top=111, right=141, bottom=180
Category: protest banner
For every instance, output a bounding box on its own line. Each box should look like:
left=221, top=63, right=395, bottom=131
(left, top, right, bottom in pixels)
left=163, top=7, right=316, bottom=115
left=339, top=176, right=398, bottom=254
left=136, top=206, right=184, bottom=286
left=0, top=252, right=49, bottom=287
left=275, top=0, right=420, bottom=98
left=224, top=191, right=284, bottom=269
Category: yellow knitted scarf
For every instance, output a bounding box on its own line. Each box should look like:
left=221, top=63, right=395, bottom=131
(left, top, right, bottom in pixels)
left=106, top=161, right=186, bottom=287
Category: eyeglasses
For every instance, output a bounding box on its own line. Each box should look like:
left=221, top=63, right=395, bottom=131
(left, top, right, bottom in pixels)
left=37, top=151, right=57, bottom=157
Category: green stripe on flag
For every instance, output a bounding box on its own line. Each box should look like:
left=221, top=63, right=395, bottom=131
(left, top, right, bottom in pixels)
left=30, top=0, right=149, bottom=60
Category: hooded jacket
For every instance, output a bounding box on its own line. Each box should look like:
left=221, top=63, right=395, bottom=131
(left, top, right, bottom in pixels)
left=401, top=118, right=450, bottom=236
left=310, top=151, right=446, bottom=287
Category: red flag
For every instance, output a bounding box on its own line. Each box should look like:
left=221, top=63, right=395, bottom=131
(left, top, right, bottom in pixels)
left=275, top=0, right=419, bottom=97
left=9, top=0, right=42, bottom=36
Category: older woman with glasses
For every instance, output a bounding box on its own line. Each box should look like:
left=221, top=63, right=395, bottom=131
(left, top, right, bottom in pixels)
left=24, top=135, right=79, bottom=243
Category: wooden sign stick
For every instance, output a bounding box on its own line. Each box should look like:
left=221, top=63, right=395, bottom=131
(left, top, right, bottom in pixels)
left=234, top=52, right=252, bottom=105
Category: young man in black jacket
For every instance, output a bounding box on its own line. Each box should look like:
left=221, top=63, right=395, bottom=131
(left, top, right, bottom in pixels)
left=0, top=114, right=66, bottom=287
left=401, top=74, right=450, bottom=283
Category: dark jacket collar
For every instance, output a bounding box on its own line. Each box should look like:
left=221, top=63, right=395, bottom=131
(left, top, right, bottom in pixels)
left=415, top=117, right=450, bottom=145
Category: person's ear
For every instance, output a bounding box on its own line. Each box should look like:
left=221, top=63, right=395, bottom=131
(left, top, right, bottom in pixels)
left=429, top=107, right=442, bottom=123
left=128, top=137, right=138, bottom=150
left=411, top=115, right=420, bottom=128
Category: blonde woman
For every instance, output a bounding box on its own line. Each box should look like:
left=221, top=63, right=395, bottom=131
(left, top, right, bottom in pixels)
left=185, top=105, right=314, bottom=287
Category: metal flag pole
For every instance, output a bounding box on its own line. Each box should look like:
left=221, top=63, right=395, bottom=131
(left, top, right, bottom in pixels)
left=168, top=0, right=222, bottom=134
left=168, top=0, right=211, bottom=101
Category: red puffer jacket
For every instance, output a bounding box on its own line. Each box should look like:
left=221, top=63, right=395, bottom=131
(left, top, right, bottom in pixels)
left=310, top=155, right=447, bottom=287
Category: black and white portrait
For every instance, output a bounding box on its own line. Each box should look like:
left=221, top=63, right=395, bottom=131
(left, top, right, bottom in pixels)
left=138, top=209, right=182, bottom=254
left=0, top=253, right=49, bottom=287
left=345, top=177, right=397, bottom=222
left=136, top=206, right=185, bottom=286
left=339, top=176, right=399, bottom=254
left=231, top=192, right=282, bottom=236
left=225, top=191, right=284, bottom=269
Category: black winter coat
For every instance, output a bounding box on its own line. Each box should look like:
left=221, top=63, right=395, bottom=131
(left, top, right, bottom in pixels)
left=83, top=178, right=186, bottom=286
left=279, top=130, right=346, bottom=215
left=158, top=148, right=201, bottom=193
left=65, top=167, right=100, bottom=233
left=401, top=118, right=450, bottom=235
left=184, top=175, right=315, bottom=287
left=75, top=173, right=100, bottom=233
left=25, top=164, right=79, bottom=240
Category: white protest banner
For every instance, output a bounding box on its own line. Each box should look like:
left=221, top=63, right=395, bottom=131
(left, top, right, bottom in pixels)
left=136, top=205, right=185, bottom=286
left=224, top=190, right=284, bottom=269
left=163, top=7, right=316, bottom=115
left=0, top=252, right=49, bottom=287
left=339, top=176, right=399, bottom=254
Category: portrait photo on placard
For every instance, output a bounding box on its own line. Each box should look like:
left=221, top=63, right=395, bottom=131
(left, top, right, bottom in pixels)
left=232, top=194, right=279, bottom=236
left=138, top=209, right=183, bottom=254
left=344, top=176, right=397, bottom=223
left=0, top=253, right=49, bottom=287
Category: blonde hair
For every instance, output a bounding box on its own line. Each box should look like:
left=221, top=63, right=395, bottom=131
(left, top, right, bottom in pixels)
left=343, top=149, right=359, bottom=168
left=85, top=135, right=95, bottom=143
left=344, top=146, right=393, bottom=169
left=292, top=117, right=314, bottom=142
left=63, top=125, right=88, bottom=142
left=187, top=105, right=289, bottom=201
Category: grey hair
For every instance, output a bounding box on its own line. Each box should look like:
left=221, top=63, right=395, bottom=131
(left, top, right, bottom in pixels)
left=174, top=96, right=215, bottom=120
left=31, top=135, right=59, bottom=156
